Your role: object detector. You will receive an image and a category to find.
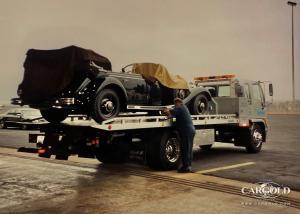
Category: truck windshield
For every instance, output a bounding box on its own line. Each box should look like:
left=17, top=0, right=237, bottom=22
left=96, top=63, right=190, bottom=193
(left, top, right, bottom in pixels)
left=218, top=85, right=230, bottom=97
left=252, top=83, right=265, bottom=104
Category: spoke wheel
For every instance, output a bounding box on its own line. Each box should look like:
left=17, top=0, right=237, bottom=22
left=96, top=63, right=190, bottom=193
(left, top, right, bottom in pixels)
left=165, top=137, right=181, bottom=163
left=146, top=130, right=181, bottom=170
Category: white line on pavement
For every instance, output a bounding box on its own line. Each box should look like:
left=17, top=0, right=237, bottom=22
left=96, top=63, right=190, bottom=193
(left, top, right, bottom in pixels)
left=196, top=162, right=256, bottom=174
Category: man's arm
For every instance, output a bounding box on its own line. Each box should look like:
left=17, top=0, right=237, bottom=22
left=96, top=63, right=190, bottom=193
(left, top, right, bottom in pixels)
left=162, top=108, right=176, bottom=119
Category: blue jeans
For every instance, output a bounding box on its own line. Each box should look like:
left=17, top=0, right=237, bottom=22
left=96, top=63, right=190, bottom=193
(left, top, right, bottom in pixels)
left=179, top=130, right=195, bottom=168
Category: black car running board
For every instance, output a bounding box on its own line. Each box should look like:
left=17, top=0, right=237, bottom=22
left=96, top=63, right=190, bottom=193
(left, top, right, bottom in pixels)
left=127, top=105, right=174, bottom=111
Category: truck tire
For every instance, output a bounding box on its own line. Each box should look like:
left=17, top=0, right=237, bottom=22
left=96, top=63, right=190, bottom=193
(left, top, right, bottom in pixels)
left=40, top=109, right=68, bottom=123
left=92, top=89, right=121, bottom=123
left=146, top=130, right=181, bottom=170
left=190, top=94, right=209, bottom=115
left=245, top=124, right=263, bottom=153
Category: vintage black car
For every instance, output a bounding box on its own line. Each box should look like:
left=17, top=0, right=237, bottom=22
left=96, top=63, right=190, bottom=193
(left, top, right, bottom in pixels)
left=0, top=108, right=46, bottom=130
left=11, top=46, right=215, bottom=123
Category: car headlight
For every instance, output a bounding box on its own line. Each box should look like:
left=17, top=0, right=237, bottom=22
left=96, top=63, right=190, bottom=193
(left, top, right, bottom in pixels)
left=177, top=90, right=186, bottom=99
left=31, top=118, right=45, bottom=123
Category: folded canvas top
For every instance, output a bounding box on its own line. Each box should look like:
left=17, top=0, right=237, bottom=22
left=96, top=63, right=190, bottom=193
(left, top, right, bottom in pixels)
left=19, top=45, right=111, bottom=103
left=132, top=63, right=189, bottom=89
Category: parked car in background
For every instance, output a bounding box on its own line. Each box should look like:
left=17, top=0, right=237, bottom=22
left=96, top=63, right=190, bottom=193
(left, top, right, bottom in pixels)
left=0, top=108, right=46, bottom=130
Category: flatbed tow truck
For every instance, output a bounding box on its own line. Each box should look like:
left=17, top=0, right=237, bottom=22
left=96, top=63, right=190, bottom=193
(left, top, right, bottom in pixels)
left=28, top=75, right=273, bottom=170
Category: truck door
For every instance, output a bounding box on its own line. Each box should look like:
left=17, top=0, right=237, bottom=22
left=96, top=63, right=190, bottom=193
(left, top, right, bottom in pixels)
left=122, top=76, right=149, bottom=105
left=250, top=82, right=266, bottom=117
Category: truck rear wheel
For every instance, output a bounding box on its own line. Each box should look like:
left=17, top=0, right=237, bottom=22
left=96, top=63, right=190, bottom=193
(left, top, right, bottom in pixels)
left=146, top=130, right=181, bottom=170
left=245, top=124, right=263, bottom=153
left=40, top=109, right=68, bottom=123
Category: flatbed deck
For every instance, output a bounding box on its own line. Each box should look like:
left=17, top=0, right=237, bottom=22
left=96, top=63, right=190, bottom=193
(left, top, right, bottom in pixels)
left=40, top=114, right=240, bottom=131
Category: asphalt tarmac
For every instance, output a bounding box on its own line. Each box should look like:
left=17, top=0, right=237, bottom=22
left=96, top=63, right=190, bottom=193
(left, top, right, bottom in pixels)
left=0, top=115, right=299, bottom=213
left=0, top=115, right=299, bottom=190
left=194, top=114, right=300, bottom=191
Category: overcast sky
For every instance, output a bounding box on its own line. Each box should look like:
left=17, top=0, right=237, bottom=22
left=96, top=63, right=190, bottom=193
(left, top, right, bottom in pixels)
left=0, top=0, right=299, bottom=102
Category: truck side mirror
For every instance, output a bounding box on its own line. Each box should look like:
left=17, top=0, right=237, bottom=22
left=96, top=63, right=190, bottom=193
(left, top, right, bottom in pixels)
left=269, top=84, right=273, bottom=96
left=235, top=84, right=243, bottom=97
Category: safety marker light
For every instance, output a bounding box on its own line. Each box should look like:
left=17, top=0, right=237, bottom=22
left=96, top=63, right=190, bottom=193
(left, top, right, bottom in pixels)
left=239, top=122, right=250, bottom=128
left=91, top=138, right=100, bottom=145
left=38, top=149, right=46, bottom=154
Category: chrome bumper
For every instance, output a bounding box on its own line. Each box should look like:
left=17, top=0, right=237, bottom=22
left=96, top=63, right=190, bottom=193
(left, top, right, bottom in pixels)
left=11, top=98, right=23, bottom=105
left=11, top=97, right=75, bottom=106
left=56, top=98, right=75, bottom=105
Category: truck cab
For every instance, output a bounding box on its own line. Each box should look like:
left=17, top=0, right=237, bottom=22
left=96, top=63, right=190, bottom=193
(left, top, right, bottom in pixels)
left=193, top=75, right=273, bottom=118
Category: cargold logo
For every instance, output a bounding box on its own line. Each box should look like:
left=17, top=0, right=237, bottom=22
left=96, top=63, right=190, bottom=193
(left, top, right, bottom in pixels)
left=241, top=181, right=291, bottom=199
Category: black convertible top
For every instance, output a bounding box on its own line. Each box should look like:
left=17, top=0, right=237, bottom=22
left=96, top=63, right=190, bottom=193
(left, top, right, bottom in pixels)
left=19, top=45, right=111, bottom=103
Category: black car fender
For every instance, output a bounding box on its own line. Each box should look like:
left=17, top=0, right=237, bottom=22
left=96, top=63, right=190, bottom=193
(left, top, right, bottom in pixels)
left=94, top=77, right=128, bottom=109
left=183, top=87, right=217, bottom=114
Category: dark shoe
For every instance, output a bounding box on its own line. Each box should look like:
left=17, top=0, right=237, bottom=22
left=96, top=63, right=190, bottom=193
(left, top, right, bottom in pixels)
left=177, top=166, right=194, bottom=173
left=177, top=166, right=186, bottom=172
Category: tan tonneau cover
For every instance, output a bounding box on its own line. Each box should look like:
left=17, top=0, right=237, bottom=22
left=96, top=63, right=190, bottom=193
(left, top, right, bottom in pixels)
left=132, top=63, right=188, bottom=89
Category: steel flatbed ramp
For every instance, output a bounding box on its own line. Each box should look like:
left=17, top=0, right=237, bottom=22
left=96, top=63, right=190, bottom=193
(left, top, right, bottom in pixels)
left=45, top=114, right=239, bottom=131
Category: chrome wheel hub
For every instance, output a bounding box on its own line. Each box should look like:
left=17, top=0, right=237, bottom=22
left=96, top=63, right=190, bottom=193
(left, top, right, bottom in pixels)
left=253, top=129, right=263, bottom=147
left=197, top=101, right=206, bottom=113
left=165, top=137, right=180, bottom=163
left=101, top=99, right=115, bottom=114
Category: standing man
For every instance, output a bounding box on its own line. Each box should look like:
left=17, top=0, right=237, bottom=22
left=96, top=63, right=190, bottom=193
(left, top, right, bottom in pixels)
left=164, top=98, right=196, bottom=173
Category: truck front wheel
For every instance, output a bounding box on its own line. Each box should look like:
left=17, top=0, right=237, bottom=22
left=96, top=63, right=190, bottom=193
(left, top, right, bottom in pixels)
left=245, top=124, right=264, bottom=153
